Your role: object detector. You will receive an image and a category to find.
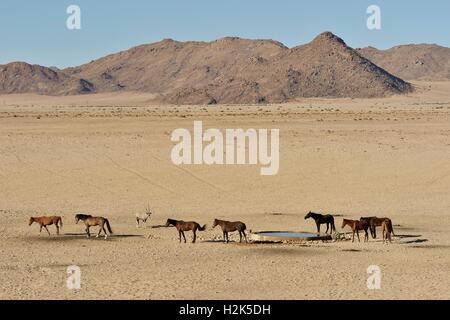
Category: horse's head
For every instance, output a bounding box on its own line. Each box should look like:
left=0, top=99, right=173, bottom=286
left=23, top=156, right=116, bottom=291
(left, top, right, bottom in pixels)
left=74, top=215, right=80, bottom=224
left=28, top=217, right=35, bottom=226
left=341, top=219, right=349, bottom=229
left=165, top=219, right=173, bottom=227
left=304, top=211, right=312, bottom=220
left=212, top=219, right=218, bottom=228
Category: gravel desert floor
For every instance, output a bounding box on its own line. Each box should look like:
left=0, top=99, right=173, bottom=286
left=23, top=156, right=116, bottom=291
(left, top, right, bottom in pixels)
left=0, top=81, right=449, bottom=299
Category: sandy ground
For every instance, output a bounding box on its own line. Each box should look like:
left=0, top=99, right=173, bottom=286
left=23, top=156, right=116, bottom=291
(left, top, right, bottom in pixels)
left=0, top=81, right=449, bottom=300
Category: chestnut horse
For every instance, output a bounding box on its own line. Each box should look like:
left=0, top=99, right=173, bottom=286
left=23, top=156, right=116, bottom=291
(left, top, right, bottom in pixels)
left=360, top=216, right=395, bottom=239
left=29, top=216, right=63, bottom=235
left=341, top=219, right=370, bottom=242
left=75, top=214, right=113, bottom=239
left=304, top=211, right=336, bottom=234
left=165, top=218, right=206, bottom=243
left=212, top=219, right=247, bottom=243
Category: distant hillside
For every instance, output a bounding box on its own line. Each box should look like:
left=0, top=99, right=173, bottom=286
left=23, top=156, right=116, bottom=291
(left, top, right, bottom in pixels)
left=0, top=62, right=94, bottom=95
left=357, top=44, right=450, bottom=81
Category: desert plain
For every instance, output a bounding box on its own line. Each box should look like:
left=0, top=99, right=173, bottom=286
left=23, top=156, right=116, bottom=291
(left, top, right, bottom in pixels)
left=0, top=81, right=449, bottom=300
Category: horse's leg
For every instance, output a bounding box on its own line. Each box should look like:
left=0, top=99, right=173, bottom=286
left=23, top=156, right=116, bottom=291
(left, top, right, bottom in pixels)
left=44, top=225, right=51, bottom=236
left=239, top=231, right=242, bottom=243
left=356, top=230, right=360, bottom=242
left=352, top=230, right=355, bottom=242
left=136, top=218, right=140, bottom=228
left=226, top=232, right=229, bottom=243
left=178, top=230, right=182, bottom=243
left=96, top=223, right=103, bottom=238
left=86, top=226, right=90, bottom=238
left=192, top=230, right=196, bottom=243
left=39, top=225, right=43, bottom=235
left=243, top=230, right=248, bottom=243
left=316, top=222, right=320, bottom=233
left=325, top=223, right=329, bottom=234
left=223, top=231, right=226, bottom=243
left=56, top=224, right=59, bottom=235
left=180, top=230, right=186, bottom=243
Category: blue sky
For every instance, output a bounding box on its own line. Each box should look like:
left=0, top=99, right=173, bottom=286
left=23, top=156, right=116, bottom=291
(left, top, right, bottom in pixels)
left=1, top=0, right=449, bottom=68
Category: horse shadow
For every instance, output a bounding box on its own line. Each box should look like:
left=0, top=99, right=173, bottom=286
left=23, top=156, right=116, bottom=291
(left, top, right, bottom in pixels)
left=202, top=239, right=251, bottom=244
left=394, top=234, right=423, bottom=239
left=403, top=238, right=429, bottom=244
left=27, top=233, right=144, bottom=241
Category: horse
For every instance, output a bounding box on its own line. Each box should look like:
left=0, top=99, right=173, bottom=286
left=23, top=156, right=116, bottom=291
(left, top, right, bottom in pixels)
left=165, top=218, right=206, bottom=243
left=29, top=216, right=63, bottom=235
left=304, top=211, right=336, bottom=234
left=381, top=219, right=394, bottom=243
left=360, top=216, right=395, bottom=239
left=212, top=219, right=247, bottom=243
left=75, top=214, right=113, bottom=239
left=136, top=207, right=152, bottom=227
left=341, top=219, right=370, bottom=242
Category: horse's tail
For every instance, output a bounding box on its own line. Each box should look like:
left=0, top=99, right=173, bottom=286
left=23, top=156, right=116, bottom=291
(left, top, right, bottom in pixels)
left=331, top=220, right=336, bottom=232
left=105, top=218, right=113, bottom=234
left=389, top=220, right=395, bottom=236
left=198, top=224, right=206, bottom=231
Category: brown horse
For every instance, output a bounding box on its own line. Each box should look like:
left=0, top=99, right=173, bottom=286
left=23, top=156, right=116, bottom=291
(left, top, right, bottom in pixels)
left=304, top=211, right=336, bottom=234
left=341, top=219, right=370, bottom=242
left=381, top=219, right=394, bottom=243
left=212, top=219, right=247, bottom=243
left=360, top=216, right=395, bottom=239
left=165, top=218, right=206, bottom=243
left=75, top=214, right=113, bottom=239
left=29, top=216, right=63, bottom=235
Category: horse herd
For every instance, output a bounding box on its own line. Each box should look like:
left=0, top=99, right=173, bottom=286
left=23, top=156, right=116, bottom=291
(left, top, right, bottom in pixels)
left=303, top=211, right=395, bottom=243
left=28, top=210, right=395, bottom=244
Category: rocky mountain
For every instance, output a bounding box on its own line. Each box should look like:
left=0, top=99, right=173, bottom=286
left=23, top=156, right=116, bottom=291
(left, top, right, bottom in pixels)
left=0, top=32, right=413, bottom=104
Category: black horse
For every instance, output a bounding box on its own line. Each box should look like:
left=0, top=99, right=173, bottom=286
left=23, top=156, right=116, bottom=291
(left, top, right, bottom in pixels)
left=304, top=211, right=336, bottom=234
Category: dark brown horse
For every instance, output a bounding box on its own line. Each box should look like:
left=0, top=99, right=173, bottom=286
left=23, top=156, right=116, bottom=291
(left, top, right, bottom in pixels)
left=75, top=214, right=113, bottom=239
left=29, top=216, right=63, bottom=235
left=165, top=218, right=206, bottom=243
left=360, top=216, right=395, bottom=239
left=341, top=219, right=370, bottom=242
left=304, top=211, right=336, bottom=234
left=212, top=219, right=247, bottom=243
